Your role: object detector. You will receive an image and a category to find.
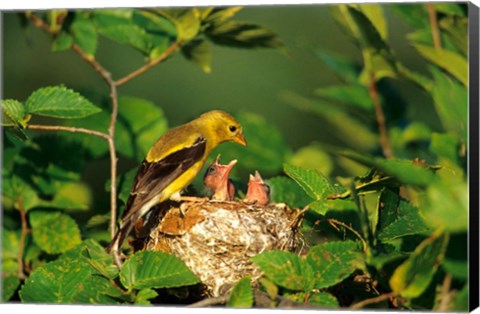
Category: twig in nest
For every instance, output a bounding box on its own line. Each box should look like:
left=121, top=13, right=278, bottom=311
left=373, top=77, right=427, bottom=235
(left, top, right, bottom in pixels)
left=349, top=291, right=396, bottom=309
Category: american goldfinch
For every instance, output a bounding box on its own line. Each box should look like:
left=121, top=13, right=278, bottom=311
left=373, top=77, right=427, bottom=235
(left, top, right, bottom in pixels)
left=107, top=110, right=247, bottom=264
left=203, top=154, right=236, bottom=201
left=244, top=171, right=270, bottom=206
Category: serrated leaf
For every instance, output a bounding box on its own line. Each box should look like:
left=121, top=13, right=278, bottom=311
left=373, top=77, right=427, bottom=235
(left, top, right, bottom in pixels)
left=19, top=257, right=92, bottom=303
left=2, top=275, right=20, bottom=301
left=252, top=250, right=314, bottom=291
left=29, top=211, right=82, bottom=254
left=2, top=229, right=20, bottom=260
left=24, top=86, right=101, bottom=119
left=413, top=44, right=467, bottom=86
left=71, top=15, right=97, bottom=58
left=430, top=67, right=467, bottom=143
left=227, top=277, right=253, bottom=308
left=98, top=23, right=151, bottom=54
left=306, top=241, right=363, bottom=289
left=308, top=292, right=339, bottom=308
left=135, top=288, right=158, bottom=305
left=120, top=250, right=200, bottom=290
left=283, top=163, right=335, bottom=201
left=181, top=39, right=212, bottom=73
left=52, top=31, right=73, bottom=52
left=266, top=176, right=313, bottom=209
left=1, top=99, right=27, bottom=127
left=207, top=21, right=283, bottom=49
left=376, top=189, right=430, bottom=242
left=390, top=230, right=449, bottom=298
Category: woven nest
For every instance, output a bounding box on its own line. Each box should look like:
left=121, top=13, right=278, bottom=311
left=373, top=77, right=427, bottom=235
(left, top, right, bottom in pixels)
left=144, top=200, right=305, bottom=297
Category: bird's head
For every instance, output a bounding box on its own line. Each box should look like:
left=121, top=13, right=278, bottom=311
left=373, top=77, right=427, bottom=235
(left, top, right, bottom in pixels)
left=199, top=110, right=247, bottom=147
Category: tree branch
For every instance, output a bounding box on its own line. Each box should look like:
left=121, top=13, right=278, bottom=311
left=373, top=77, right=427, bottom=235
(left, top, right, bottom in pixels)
left=108, top=84, right=119, bottom=239
left=17, top=198, right=29, bottom=280
left=27, top=124, right=110, bottom=140
left=187, top=295, right=227, bottom=307
left=426, top=4, right=442, bottom=50
left=368, top=71, right=393, bottom=159
left=114, top=40, right=184, bottom=87
left=349, top=291, right=395, bottom=309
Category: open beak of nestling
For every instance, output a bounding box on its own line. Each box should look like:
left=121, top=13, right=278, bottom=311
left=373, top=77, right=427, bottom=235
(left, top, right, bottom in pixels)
left=245, top=170, right=270, bottom=206
left=221, top=159, right=237, bottom=181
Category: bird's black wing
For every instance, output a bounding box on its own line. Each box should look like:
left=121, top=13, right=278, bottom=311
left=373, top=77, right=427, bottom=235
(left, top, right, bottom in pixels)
left=121, top=136, right=207, bottom=223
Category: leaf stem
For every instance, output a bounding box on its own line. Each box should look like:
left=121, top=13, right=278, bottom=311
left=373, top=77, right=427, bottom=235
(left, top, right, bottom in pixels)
left=367, top=71, right=393, bottom=159
left=426, top=4, right=442, bottom=50
left=326, top=218, right=368, bottom=253
left=114, top=40, right=184, bottom=87
left=17, top=198, right=29, bottom=280
left=27, top=124, right=110, bottom=140
left=349, top=291, right=396, bottom=309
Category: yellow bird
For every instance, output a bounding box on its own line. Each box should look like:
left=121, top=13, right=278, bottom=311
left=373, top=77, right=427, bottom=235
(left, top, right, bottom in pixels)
left=107, top=110, right=247, bottom=265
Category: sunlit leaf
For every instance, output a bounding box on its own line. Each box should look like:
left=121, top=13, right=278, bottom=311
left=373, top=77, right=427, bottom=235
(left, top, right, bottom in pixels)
left=227, top=277, right=253, bottom=308
left=120, top=250, right=200, bottom=290
left=181, top=39, right=212, bottom=73
left=25, top=86, right=101, bottom=119
left=390, top=230, right=449, bottom=298
left=52, top=31, right=73, bottom=52
left=308, top=292, right=339, bottom=308
left=71, top=14, right=97, bottom=58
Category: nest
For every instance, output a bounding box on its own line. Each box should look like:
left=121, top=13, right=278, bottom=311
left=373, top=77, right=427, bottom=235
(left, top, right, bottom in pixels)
left=144, top=200, right=305, bottom=297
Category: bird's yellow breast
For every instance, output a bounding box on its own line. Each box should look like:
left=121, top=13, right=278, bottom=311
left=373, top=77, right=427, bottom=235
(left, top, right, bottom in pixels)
left=159, top=160, right=206, bottom=202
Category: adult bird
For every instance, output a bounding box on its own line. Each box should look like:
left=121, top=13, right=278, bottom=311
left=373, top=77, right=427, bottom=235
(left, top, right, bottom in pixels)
left=107, top=110, right=247, bottom=266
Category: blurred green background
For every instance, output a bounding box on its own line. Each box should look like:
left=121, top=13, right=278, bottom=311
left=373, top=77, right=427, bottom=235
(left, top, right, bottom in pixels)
left=2, top=4, right=437, bottom=151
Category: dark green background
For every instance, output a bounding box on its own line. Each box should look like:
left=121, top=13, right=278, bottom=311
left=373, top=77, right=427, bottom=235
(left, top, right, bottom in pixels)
left=2, top=4, right=436, bottom=151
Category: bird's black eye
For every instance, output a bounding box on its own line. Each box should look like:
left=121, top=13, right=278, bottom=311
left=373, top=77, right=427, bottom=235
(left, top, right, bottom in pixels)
left=229, top=125, right=237, bottom=132
left=208, top=166, right=216, bottom=174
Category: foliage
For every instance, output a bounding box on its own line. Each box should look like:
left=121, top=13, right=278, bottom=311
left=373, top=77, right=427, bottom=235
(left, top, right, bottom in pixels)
left=1, top=3, right=470, bottom=311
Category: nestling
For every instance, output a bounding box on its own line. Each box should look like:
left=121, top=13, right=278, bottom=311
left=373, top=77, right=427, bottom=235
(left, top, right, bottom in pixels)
left=244, top=170, right=270, bottom=206
left=203, top=154, right=237, bottom=201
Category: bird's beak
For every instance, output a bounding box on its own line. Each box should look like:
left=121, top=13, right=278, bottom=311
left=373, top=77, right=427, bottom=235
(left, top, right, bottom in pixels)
left=221, top=160, right=237, bottom=180
left=233, top=132, right=247, bottom=146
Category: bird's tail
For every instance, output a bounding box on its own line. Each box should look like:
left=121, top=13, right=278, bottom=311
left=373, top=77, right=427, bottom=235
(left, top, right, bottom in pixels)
left=106, top=219, right=134, bottom=264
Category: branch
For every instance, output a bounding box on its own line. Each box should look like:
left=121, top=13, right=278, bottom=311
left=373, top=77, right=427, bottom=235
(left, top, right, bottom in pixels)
left=187, top=296, right=227, bottom=307
left=114, top=40, right=184, bottom=86
left=367, top=71, right=394, bottom=159
left=349, top=291, right=396, bottom=309
left=71, top=44, right=113, bottom=85
left=326, top=218, right=368, bottom=253
left=17, top=198, right=29, bottom=280
left=426, top=4, right=442, bottom=49
left=27, top=124, right=110, bottom=140
left=107, top=85, right=119, bottom=239
left=437, top=274, right=453, bottom=311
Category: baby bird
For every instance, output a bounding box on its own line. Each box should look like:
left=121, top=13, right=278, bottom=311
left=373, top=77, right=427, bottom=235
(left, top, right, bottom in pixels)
left=244, top=171, right=270, bottom=206
left=203, top=154, right=237, bottom=201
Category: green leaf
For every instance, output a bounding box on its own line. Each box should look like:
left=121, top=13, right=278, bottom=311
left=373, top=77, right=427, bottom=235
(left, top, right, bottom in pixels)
left=430, top=67, right=467, bottom=143
left=413, top=44, right=467, bottom=86
left=281, top=91, right=378, bottom=151
left=376, top=189, right=430, bottom=242
left=24, top=86, right=101, bottom=119
left=70, top=14, right=97, bottom=58
left=266, top=176, right=313, bottom=209
left=227, top=277, right=253, bottom=308
left=433, top=3, right=465, bottom=16
left=19, top=257, right=92, bottom=303
left=157, top=9, right=200, bottom=41
left=116, top=96, right=169, bottom=161
left=1, top=99, right=28, bottom=127
left=308, top=292, right=339, bottom=308
left=119, top=250, right=200, bottom=290
left=430, top=133, right=461, bottom=164
left=2, top=229, right=20, bottom=260
left=356, top=4, right=387, bottom=40
left=202, top=7, right=243, bottom=25
left=314, top=50, right=359, bottom=84
left=98, top=23, right=151, bottom=54
left=283, top=164, right=335, bottom=201
left=389, top=4, right=429, bottom=29
left=390, top=230, right=449, bottom=298
left=288, top=144, right=333, bottom=177
left=315, top=85, right=372, bottom=111
left=452, top=284, right=468, bottom=311
left=135, top=288, right=158, bottom=305
left=252, top=250, right=314, bottom=291
left=2, top=275, right=20, bottom=301
left=52, top=31, right=73, bottom=52
left=439, top=16, right=468, bottom=56
left=181, top=39, right=212, bottom=73
left=207, top=21, right=283, bottom=49
left=306, top=241, right=364, bottom=289
left=29, top=211, right=82, bottom=254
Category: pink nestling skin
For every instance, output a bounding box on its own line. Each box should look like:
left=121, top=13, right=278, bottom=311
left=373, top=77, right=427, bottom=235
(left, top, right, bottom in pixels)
left=203, top=154, right=236, bottom=201
left=244, top=171, right=270, bottom=206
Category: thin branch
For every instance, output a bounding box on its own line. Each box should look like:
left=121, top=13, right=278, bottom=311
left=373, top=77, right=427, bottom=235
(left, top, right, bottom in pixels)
left=26, top=12, right=56, bottom=35
left=114, top=40, right=184, bottom=87
left=187, top=296, right=227, bottom=307
left=17, top=198, right=29, bottom=280
left=27, top=124, right=110, bottom=140
left=71, top=44, right=113, bottom=85
left=108, top=84, right=119, bottom=239
left=426, top=4, right=442, bottom=50
left=326, top=218, right=368, bottom=253
left=350, top=291, right=395, bottom=310
left=367, top=71, right=393, bottom=159
left=437, top=274, right=453, bottom=312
